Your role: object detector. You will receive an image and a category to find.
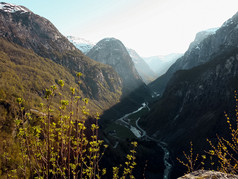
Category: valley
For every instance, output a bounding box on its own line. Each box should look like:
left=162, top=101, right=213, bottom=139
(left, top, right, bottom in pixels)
left=101, top=100, right=172, bottom=178
left=0, top=1, right=238, bottom=179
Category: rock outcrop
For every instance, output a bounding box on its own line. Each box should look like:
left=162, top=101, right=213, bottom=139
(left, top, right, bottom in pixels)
left=179, top=170, right=238, bottom=179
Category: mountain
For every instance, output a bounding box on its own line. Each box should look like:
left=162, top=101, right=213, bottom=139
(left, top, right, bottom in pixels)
left=149, top=27, right=220, bottom=94
left=0, top=2, right=123, bottom=113
left=188, top=28, right=218, bottom=49
left=87, top=38, right=148, bottom=95
left=0, top=3, right=154, bottom=178
left=0, top=38, right=78, bottom=108
left=66, top=36, right=156, bottom=84
left=67, top=36, right=94, bottom=54
left=142, top=46, right=238, bottom=178
left=0, top=2, right=75, bottom=57
left=127, top=48, right=156, bottom=84
left=144, top=53, right=183, bottom=77
left=140, top=11, right=238, bottom=178
left=87, top=38, right=152, bottom=120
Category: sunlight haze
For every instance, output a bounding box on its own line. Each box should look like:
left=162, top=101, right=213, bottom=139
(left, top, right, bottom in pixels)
left=3, top=0, right=238, bottom=56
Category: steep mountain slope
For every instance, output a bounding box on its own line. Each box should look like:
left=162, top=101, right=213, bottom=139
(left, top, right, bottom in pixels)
left=0, top=2, right=123, bottom=112
left=0, top=38, right=77, bottom=107
left=0, top=3, right=75, bottom=56
left=140, top=11, right=238, bottom=178
left=142, top=47, right=238, bottom=139
left=188, top=28, right=218, bottom=49
left=127, top=48, right=156, bottom=84
left=87, top=38, right=150, bottom=96
left=87, top=38, right=152, bottom=120
left=141, top=47, right=238, bottom=177
left=67, top=35, right=156, bottom=84
left=144, top=53, right=183, bottom=77
left=67, top=36, right=95, bottom=54
left=149, top=25, right=230, bottom=94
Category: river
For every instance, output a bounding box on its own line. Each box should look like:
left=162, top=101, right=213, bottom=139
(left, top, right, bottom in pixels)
left=116, top=103, right=172, bottom=179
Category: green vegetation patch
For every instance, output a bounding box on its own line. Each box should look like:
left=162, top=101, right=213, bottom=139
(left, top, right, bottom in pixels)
left=104, top=122, right=135, bottom=140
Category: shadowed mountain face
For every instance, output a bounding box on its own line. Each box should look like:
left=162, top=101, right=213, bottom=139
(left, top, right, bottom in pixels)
left=140, top=11, right=238, bottom=178
left=127, top=48, right=156, bottom=84
left=149, top=12, right=238, bottom=95
left=0, top=2, right=123, bottom=112
left=87, top=38, right=144, bottom=94
left=66, top=36, right=156, bottom=84
left=142, top=47, right=238, bottom=142
left=87, top=38, right=152, bottom=120
left=141, top=47, right=238, bottom=178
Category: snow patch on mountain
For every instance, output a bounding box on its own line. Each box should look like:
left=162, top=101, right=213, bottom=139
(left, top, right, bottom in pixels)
left=0, top=2, right=30, bottom=13
left=67, top=36, right=95, bottom=54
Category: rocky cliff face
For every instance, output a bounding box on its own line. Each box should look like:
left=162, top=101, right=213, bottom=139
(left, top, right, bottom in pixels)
left=87, top=38, right=152, bottom=120
left=141, top=46, right=238, bottom=178
left=67, top=35, right=156, bottom=84
left=143, top=47, right=238, bottom=139
left=140, top=11, right=238, bottom=178
left=188, top=28, right=218, bottom=50
left=150, top=12, right=238, bottom=94
left=0, top=2, right=123, bottom=110
left=127, top=48, right=156, bottom=84
left=0, top=2, right=76, bottom=56
left=87, top=38, right=150, bottom=96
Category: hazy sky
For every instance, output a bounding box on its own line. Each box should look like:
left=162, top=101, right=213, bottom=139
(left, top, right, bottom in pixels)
left=3, top=0, right=238, bottom=56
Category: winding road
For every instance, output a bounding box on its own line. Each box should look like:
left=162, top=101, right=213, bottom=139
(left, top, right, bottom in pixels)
left=135, top=117, right=172, bottom=179
left=117, top=103, right=173, bottom=179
